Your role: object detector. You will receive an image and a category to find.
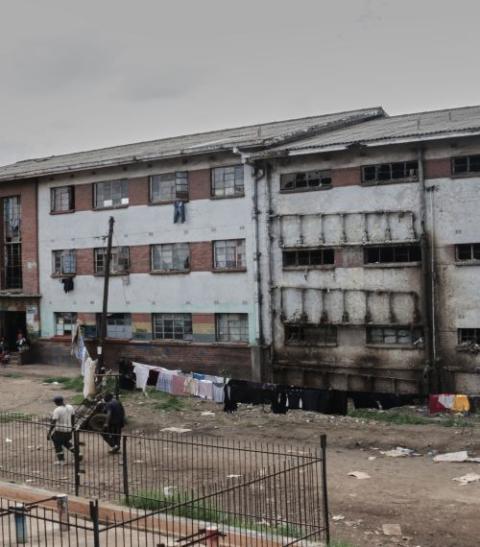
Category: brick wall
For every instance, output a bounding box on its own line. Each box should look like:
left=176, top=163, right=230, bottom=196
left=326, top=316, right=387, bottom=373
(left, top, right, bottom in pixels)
left=190, top=241, right=213, bottom=271
left=188, top=169, right=211, bottom=200
left=129, top=245, right=150, bottom=274
left=193, top=313, right=216, bottom=342
left=128, top=177, right=149, bottom=206
left=75, top=183, right=93, bottom=211
left=77, top=248, right=95, bottom=275
left=331, top=166, right=361, bottom=187
left=424, top=158, right=452, bottom=179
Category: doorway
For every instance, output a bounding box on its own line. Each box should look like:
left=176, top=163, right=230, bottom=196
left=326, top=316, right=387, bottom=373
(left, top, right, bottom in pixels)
left=1, top=311, right=27, bottom=351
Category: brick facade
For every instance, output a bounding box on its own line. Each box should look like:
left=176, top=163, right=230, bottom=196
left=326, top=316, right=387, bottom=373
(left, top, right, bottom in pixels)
left=75, top=183, right=93, bottom=211
left=188, top=169, right=211, bottom=200
left=128, top=177, right=149, bottom=206
left=129, top=245, right=150, bottom=274
left=76, top=248, right=95, bottom=275
left=190, top=241, right=213, bottom=271
left=424, top=158, right=452, bottom=179
left=331, top=166, right=361, bottom=187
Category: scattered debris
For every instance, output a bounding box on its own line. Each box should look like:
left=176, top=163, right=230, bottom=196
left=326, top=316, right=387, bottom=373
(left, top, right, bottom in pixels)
left=5, top=438, right=12, bottom=443
left=226, top=474, right=242, bottom=479
left=368, top=456, right=377, bottom=461
left=382, top=523, right=402, bottom=536
left=332, top=514, right=345, bottom=521
left=452, top=473, right=480, bottom=486
left=161, top=427, right=192, bottom=434
left=163, top=486, right=175, bottom=497
left=433, top=451, right=469, bottom=463
left=348, top=471, right=371, bottom=480
left=201, top=411, right=215, bottom=417
left=381, top=447, right=415, bottom=458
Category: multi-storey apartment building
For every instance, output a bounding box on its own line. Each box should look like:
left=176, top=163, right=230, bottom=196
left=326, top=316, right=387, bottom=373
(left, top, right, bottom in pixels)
left=0, top=104, right=480, bottom=394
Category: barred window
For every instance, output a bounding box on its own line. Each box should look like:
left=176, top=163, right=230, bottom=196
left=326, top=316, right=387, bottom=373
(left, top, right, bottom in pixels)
left=3, top=196, right=22, bottom=289
left=94, top=180, right=129, bottom=208
left=280, top=170, right=332, bottom=192
left=153, top=313, right=193, bottom=341
left=151, top=243, right=190, bottom=272
left=51, top=186, right=74, bottom=212
left=362, top=161, right=418, bottom=184
left=94, top=247, right=130, bottom=275
left=452, top=155, right=480, bottom=175
left=458, top=328, right=480, bottom=345
left=365, top=244, right=421, bottom=264
left=283, top=248, right=334, bottom=268
left=213, top=239, right=246, bottom=270
left=150, top=172, right=188, bottom=203
left=285, top=324, right=337, bottom=346
left=98, top=313, right=132, bottom=339
left=366, top=326, right=423, bottom=346
left=456, top=243, right=480, bottom=262
left=52, top=250, right=76, bottom=275
left=55, top=312, right=77, bottom=336
left=211, top=165, right=244, bottom=197
left=216, top=313, right=248, bottom=342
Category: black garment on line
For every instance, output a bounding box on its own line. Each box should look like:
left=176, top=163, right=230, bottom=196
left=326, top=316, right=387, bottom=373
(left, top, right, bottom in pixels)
left=61, top=278, right=74, bottom=293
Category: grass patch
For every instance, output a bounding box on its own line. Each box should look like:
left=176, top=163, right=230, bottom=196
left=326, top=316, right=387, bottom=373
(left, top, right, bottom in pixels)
left=0, top=412, right=33, bottom=423
left=2, top=372, right=23, bottom=378
left=349, top=409, right=474, bottom=427
left=43, top=376, right=84, bottom=392
left=329, top=540, right=357, bottom=547
left=70, top=394, right=85, bottom=405
left=144, top=388, right=184, bottom=412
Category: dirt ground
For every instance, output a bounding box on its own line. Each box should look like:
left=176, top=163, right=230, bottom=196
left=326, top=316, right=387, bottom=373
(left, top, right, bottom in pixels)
left=1, top=363, right=480, bottom=547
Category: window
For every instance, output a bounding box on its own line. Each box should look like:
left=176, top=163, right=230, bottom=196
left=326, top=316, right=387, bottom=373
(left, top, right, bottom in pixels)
left=216, top=313, right=248, bottom=342
left=452, top=155, right=480, bottom=175
left=153, top=313, right=193, bottom=341
left=94, top=180, right=129, bottom=209
left=51, top=186, right=74, bottom=213
left=458, top=328, right=480, bottom=345
left=3, top=196, right=22, bottom=289
left=52, top=250, right=76, bottom=275
left=99, top=313, right=132, bottom=339
left=366, top=326, right=423, bottom=346
left=213, top=240, right=246, bottom=270
left=283, top=248, right=335, bottom=268
left=364, top=244, right=421, bottom=264
left=285, top=324, right=337, bottom=346
left=280, top=170, right=332, bottom=192
left=94, top=247, right=130, bottom=275
left=362, top=161, right=418, bottom=184
left=150, top=172, right=188, bottom=203
left=456, top=243, right=480, bottom=262
left=151, top=243, right=190, bottom=272
left=55, top=312, right=77, bottom=336
left=211, top=165, right=244, bottom=197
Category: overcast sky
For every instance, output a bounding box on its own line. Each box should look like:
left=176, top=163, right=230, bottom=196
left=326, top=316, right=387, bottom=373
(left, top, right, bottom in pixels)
left=0, top=0, right=478, bottom=165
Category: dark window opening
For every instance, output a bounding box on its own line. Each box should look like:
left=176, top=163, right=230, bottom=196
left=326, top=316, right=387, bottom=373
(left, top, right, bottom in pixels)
left=456, top=243, right=480, bottom=262
left=51, top=186, right=74, bottom=213
left=285, top=324, right=337, bottom=346
left=366, top=326, right=423, bottom=346
left=55, top=312, right=77, bottom=336
left=362, top=161, right=418, bottom=184
left=151, top=243, right=190, bottom=272
left=283, top=248, right=335, bottom=268
left=365, top=244, right=421, bottom=264
left=280, top=170, right=332, bottom=193
left=94, top=247, right=130, bottom=275
left=458, top=328, right=480, bottom=345
left=3, top=196, right=22, bottom=290
left=453, top=155, right=480, bottom=175
left=150, top=172, right=188, bottom=203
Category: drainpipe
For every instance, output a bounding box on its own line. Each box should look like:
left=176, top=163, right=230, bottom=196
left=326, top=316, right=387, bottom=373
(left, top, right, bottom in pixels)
left=264, top=160, right=275, bottom=381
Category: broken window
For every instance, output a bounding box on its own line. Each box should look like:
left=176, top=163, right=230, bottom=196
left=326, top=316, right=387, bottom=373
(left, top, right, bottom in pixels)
left=50, top=186, right=74, bottom=213
left=94, top=180, right=129, bottom=208
left=3, top=196, right=22, bottom=290
left=153, top=313, right=193, bottom=341
left=458, top=328, right=480, bottom=345
left=362, top=161, right=418, bottom=184
left=364, top=244, right=421, bottom=264
left=55, top=312, right=77, bottom=336
left=452, top=155, right=480, bottom=175
left=151, top=243, right=190, bottom=272
left=52, top=250, right=76, bottom=275
left=96, top=313, right=132, bottom=339
left=280, top=170, right=332, bottom=192
left=150, top=172, right=188, bottom=203
left=283, top=248, right=335, bottom=268
left=216, top=313, right=249, bottom=342
left=366, top=326, right=423, bottom=346
left=285, top=324, right=337, bottom=346
left=456, top=243, right=480, bottom=262
left=94, top=247, right=130, bottom=275
left=211, top=165, right=244, bottom=197
left=213, top=239, right=246, bottom=270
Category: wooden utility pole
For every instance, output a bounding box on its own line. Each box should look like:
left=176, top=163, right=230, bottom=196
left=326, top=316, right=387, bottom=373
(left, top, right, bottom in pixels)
left=97, top=216, right=114, bottom=374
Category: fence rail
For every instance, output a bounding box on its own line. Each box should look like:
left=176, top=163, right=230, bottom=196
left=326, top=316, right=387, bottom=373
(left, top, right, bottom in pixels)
left=0, top=412, right=329, bottom=546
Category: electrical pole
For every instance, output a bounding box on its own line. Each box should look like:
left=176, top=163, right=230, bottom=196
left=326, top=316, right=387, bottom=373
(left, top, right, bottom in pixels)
left=97, top=216, right=114, bottom=375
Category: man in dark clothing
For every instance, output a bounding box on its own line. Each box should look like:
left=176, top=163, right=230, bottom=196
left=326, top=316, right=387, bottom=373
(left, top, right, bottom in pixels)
left=102, top=393, right=125, bottom=454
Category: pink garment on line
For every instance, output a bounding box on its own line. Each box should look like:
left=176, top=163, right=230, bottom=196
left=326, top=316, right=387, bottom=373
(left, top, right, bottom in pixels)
left=171, top=374, right=186, bottom=396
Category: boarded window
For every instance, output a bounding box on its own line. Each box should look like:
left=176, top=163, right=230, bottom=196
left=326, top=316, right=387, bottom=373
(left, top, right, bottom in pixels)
left=153, top=313, right=193, bottom=341
left=362, top=161, right=418, bottom=184
left=52, top=250, right=76, bottom=275
left=55, top=312, right=77, bottom=336
left=213, top=240, right=246, bottom=269
left=280, top=170, right=332, bottom=192
left=456, top=243, right=480, bottom=261
left=285, top=324, right=337, bottom=346
left=216, top=313, right=248, bottom=342
left=51, top=186, right=74, bottom=212
left=452, top=155, right=480, bottom=175
left=366, top=326, right=423, bottom=346
left=283, top=248, right=335, bottom=268
left=365, top=244, right=421, bottom=264
left=458, top=328, right=480, bottom=344
left=150, top=172, right=188, bottom=202
left=94, top=247, right=130, bottom=275
left=211, top=165, right=244, bottom=197
left=97, top=313, right=132, bottom=339
left=151, top=243, right=190, bottom=272
left=94, top=180, right=129, bottom=208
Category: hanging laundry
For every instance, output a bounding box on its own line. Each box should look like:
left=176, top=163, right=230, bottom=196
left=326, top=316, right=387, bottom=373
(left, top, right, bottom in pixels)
left=171, top=373, right=186, bottom=396
left=429, top=393, right=456, bottom=414
left=133, top=362, right=151, bottom=392
left=212, top=382, right=225, bottom=403
left=83, top=358, right=96, bottom=399
left=452, top=395, right=470, bottom=413
left=173, top=201, right=186, bottom=223
left=61, top=278, right=74, bottom=293
left=197, top=380, right=214, bottom=400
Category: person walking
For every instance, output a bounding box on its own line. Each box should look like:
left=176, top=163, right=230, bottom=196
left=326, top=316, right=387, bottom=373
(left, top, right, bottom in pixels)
left=47, top=396, right=75, bottom=464
left=102, top=393, right=125, bottom=454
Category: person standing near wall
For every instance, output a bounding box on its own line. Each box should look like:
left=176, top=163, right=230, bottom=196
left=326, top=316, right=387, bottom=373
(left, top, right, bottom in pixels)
left=102, top=392, right=125, bottom=454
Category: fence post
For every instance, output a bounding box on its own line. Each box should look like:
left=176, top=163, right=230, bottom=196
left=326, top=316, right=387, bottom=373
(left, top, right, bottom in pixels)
left=12, top=503, right=27, bottom=544
left=56, top=494, right=69, bottom=532
left=122, top=435, right=129, bottom=503
left=320, top=434, right=330, bottom=545
left=73, top=430, right=81, bottom=496
left=89, top=500, right=100, bottom=547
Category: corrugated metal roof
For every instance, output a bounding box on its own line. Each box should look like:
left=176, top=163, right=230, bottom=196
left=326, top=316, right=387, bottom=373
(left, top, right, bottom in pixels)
left=254, top=105, right=480, bottom=156
left=0, top=107, right=384, bottom=181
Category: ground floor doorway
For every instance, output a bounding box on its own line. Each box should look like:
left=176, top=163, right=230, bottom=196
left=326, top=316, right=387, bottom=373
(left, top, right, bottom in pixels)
left=0, top=311, right=26, bottom=350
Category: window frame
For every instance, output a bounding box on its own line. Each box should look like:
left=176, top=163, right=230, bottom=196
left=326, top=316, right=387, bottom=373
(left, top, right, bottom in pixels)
left=215, top=313, right=249, bottom=343
left=94, top=180, right=129, bottom=209
left=284, top=323, right=337, bottom=346
left=50, top=186, right=75, bottom=213
left=458, top=328, right=480, bottom=345
left=211, top=165, right=245, bottom=198
left=366, top=325, right=423, bottom=348
left=282, top=247, right=335, bottom=269
left=280, top=170, right=332, bottom=193
left=152, top=313, right=193, bottom=341
left=52, top=249, right=77, bottom=276
left=150, top=172, right=189, bottom=203
left=452, top=155, right=480, bottom=176
left=364, top=244, right=422, bottom=265
left=151, top=243, right=190, bottom=273
left=97, top=313, right=132, bottom=339
left=455, top=243, right=480, bottom=263
left=94, top=247, right=130, bottom=275
left=54, top=312, right=77, bottom=337
left=213, top=239, right=246, bottom=271
left=361, top=161, right=419, bottom=185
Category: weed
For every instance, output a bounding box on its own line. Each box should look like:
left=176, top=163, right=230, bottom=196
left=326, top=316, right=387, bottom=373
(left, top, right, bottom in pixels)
left=144, top=389, right=184, bottom=412
left=70, top=394, right=85, bottom=405
left=329, top=540, right=357, bottom=547
left=0, top=412, right=33, bottom=423
left=2, top=372, right=23, bottom=379
left=43, top=376, right=84, bottom=392
left=348, top=409, right=473, bottom=428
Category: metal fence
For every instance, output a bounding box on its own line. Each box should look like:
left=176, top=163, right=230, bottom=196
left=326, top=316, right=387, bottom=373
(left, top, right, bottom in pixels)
left=0, top=413, right=329, bottom=545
